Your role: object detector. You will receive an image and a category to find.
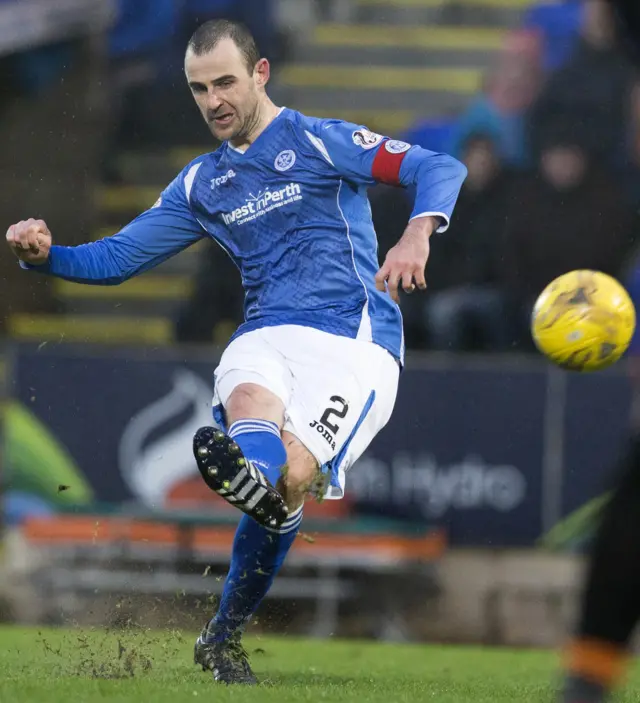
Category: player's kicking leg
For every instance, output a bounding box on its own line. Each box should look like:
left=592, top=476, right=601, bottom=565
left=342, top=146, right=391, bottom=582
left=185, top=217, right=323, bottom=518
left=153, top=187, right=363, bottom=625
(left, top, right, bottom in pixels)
left=192, top=326, right=399, bottom=685
left=561, top=436, right=640, bottom=702
left=193, top=423, right=289, bottom=530
left=193, top=384, right=318, bottom=684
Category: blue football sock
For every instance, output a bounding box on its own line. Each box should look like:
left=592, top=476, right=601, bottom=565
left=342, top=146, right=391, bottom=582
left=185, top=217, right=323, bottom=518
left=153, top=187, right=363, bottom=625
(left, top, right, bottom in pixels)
left=204, top=507, right=304, bottom=642
left=226, top=419, right=286, bottom=486
left=203, top=419, right=304, bottom=643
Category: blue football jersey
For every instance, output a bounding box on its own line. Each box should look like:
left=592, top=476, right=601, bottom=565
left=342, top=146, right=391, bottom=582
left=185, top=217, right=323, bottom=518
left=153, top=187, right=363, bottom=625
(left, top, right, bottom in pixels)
left=22, top=108, right=467, bottom=364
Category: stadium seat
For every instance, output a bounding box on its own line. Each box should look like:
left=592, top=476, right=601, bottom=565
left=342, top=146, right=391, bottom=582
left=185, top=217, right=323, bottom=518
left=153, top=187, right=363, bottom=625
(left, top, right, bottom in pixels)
left=8, top=314, right=173, bottom=345
left=20, top=512, right=447, bottom=638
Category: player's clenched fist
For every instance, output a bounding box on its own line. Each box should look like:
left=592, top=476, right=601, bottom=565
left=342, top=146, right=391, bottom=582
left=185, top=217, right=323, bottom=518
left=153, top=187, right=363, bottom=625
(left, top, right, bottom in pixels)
left=6, top=218, right=52, bottom=265
left=375, top=216, right=435, bottom=303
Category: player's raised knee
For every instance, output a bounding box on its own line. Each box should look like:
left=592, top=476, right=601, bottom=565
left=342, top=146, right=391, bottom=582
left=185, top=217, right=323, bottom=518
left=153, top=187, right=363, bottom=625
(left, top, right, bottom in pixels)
left=225, top=383, right=285, bottom=426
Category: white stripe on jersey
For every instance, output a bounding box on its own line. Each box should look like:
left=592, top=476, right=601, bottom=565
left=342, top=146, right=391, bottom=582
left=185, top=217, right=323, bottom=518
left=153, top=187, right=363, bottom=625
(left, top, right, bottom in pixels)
left=184, top=161, right=203, bottom=203
left=336, top=180, right=372, bottom=342
left=304, top=130, right=335, bottom=166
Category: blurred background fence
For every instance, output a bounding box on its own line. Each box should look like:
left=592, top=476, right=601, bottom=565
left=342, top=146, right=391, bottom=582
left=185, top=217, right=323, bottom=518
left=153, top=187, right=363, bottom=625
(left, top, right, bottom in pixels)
left=1, top=0, right=640, bottom=649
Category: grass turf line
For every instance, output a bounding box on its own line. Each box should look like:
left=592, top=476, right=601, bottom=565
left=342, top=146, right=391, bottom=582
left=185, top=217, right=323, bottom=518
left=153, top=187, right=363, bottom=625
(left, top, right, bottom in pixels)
left=0, top=625, right=639, bottom=702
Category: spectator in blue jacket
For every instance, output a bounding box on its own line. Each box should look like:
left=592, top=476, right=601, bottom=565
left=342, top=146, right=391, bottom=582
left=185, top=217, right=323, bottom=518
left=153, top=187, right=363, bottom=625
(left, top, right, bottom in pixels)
left=448, top=29, right=543, bottom=168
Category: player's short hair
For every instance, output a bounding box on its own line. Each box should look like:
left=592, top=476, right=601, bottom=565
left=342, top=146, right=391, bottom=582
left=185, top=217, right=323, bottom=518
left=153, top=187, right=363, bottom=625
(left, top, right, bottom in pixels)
left=186, top=19, right=260, bottom=74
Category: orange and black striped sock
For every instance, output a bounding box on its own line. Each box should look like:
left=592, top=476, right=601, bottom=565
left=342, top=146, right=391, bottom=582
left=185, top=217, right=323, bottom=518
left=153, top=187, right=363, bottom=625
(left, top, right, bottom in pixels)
left=560, top=438, right=640, bottom=700
left=562, top=637, right=629, bottom=699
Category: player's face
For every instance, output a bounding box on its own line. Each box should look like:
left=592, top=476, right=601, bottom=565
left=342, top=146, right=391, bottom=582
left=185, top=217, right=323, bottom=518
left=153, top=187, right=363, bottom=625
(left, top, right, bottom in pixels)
left=185, top=39, right=267, bottom=143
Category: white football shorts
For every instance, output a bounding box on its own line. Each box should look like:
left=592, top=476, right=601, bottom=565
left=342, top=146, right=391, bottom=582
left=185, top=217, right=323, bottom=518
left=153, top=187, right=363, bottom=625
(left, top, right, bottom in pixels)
left=211, top=324, right=400, bottom=499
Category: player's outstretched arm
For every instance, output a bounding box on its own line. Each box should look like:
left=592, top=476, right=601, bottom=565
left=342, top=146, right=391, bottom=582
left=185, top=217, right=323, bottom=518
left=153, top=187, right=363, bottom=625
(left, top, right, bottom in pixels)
left=6, top=165, right=207, bottom=285
left=371, top=142, right=467, bottom=301
left=6, top=212, right=205, bottom=285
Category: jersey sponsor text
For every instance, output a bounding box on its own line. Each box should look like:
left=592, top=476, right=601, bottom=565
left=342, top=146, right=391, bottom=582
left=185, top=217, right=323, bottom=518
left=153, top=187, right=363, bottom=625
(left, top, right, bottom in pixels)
left=222, top=183, right=302, bottom=226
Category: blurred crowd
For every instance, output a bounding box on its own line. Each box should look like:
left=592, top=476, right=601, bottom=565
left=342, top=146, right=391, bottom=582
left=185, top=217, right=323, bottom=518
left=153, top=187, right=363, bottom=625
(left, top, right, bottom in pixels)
left=378, top=0, right=640, bottom=352
left=1, top=0, right=280, bottom=160
left=3, top=0, right=640, bottom=354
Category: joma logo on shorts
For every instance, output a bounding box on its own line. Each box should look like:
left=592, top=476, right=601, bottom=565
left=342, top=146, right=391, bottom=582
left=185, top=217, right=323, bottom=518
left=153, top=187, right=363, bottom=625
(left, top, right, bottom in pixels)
left=309, top=420, right=336, bottom=451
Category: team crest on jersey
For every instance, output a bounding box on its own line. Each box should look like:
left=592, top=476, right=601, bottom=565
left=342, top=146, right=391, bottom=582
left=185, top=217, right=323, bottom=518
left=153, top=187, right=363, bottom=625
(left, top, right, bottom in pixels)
left=274, top=149, right=296, bottom=172
left=352, top=129, right=383, bottom=150
left=385, top=140, right=411, bottom=154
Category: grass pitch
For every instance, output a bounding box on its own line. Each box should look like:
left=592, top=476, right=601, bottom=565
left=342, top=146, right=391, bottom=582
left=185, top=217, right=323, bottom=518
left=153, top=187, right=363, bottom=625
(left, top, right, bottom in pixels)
left=0, top=625, right=637, bottom=702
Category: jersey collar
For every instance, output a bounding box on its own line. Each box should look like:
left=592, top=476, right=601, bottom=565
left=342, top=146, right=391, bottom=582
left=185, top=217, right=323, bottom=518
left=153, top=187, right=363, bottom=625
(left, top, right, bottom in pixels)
left=225, top=106, right=288, bottom=160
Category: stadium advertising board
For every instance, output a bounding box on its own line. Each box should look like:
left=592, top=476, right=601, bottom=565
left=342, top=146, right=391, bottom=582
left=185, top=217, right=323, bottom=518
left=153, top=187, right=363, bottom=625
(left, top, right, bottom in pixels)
left=3, top=344, right=631, bottom=547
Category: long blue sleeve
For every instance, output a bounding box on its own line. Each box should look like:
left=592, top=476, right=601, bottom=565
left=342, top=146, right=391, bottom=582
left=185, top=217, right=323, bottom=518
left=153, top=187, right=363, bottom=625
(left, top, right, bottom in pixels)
left=308, top=119, right=466, bottom=234
left=398, top=147, right=468, bottom=232
left=22, top=164, right=207, bottom=285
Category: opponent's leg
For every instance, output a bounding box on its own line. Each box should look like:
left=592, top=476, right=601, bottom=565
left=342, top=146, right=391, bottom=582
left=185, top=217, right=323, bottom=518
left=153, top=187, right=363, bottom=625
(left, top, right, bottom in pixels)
left=562, top=436, right=640, bottom=702
left=193, top=383, right=289, bottom=529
